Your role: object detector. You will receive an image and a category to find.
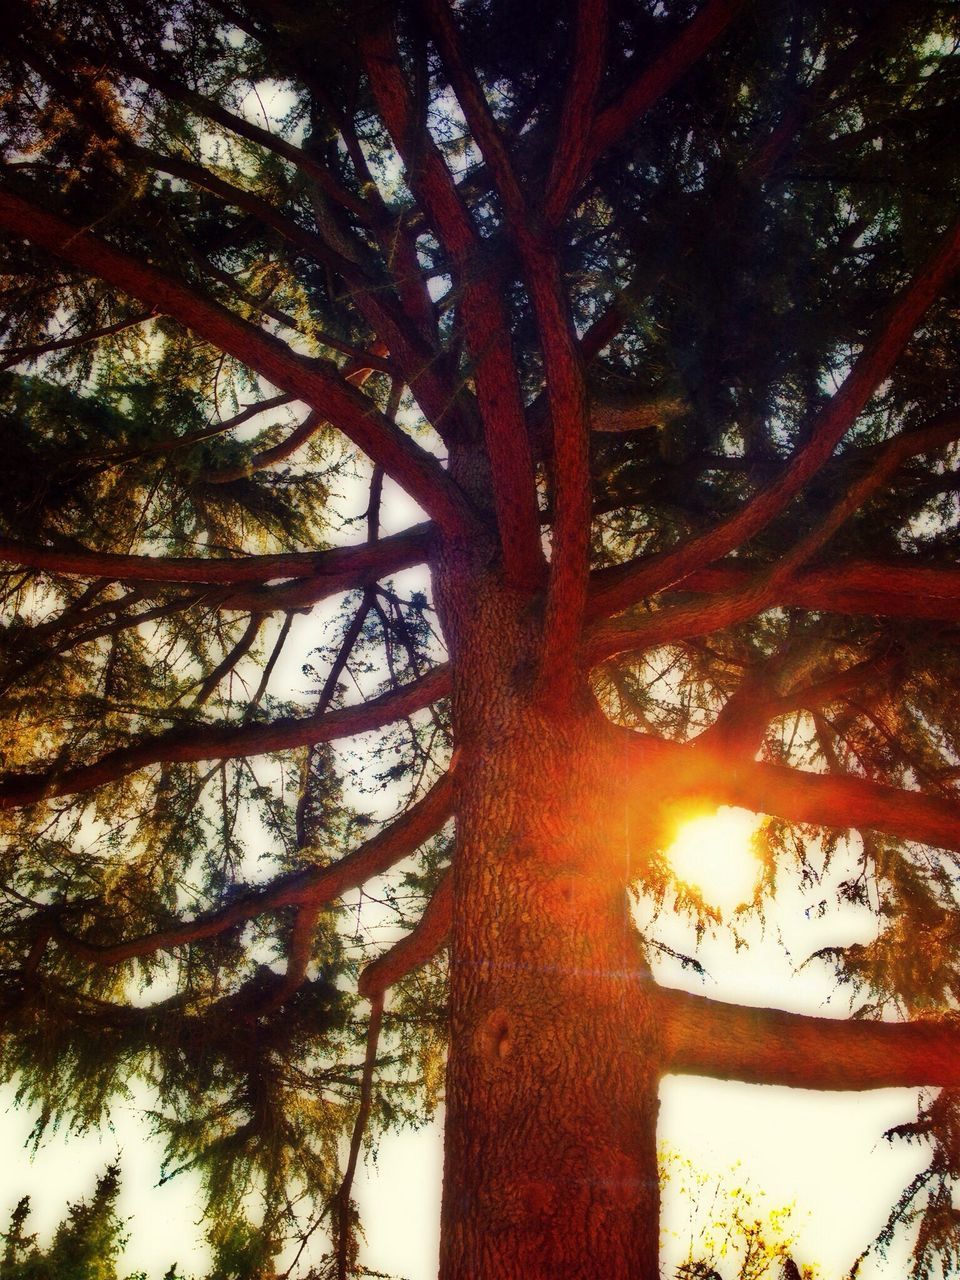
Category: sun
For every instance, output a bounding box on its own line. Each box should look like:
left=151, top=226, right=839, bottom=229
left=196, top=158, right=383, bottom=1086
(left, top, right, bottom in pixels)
left=664, top=807, right=763, bottom=914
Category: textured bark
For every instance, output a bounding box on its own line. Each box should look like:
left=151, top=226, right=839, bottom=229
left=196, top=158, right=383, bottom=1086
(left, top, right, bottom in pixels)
left=433, top=540, right=661, bottom=1280
left=658, top=986, right=960, bottom=1090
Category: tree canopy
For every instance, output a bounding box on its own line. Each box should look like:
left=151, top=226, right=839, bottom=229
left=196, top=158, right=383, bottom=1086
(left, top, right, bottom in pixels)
left=1, top=0, right=960, bottom=1276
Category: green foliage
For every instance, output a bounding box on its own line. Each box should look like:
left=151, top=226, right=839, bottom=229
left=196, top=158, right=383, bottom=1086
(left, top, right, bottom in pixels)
left=0, top=1166, right=140, bottom=1280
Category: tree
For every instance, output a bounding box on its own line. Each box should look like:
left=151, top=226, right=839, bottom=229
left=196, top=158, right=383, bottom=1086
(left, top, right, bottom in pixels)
left=0, top=0, right=959, bottom=1275
left=0, top=1165, right=146, bottom=1280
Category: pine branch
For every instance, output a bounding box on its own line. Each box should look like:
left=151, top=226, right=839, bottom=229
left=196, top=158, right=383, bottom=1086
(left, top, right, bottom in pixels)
left=542, top=0, right=609, bottom=224
left=0, top=523, right=434, bottom=588
left=418, top=1, right=591, bottom=689
left=110, top=50, right=373, bottom=222
left=586, top=0, right=748, bottom=164
left=0, top=187, right=478, bottom=537
left=49, top=767, right=456, bottom=965
left=619, top=729, right=960, bottom=855
left=0, top=663, right=451, bottom=809
left=361, top=20, right=544, bottom=590
left=589, top=229, right=960, bottom=617
left=358, top=867, right=452, bottom=999
left=0, top=309, right=155, bottom=369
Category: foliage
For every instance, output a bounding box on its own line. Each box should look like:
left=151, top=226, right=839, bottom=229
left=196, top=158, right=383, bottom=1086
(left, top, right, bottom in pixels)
left=0, top=1165, right=156, bottom=1280
left=661, top=1149, right=820, bottom=1280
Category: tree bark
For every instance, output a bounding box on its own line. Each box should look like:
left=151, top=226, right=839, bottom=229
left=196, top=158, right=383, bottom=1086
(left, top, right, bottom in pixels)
left=434, top=541, right=661, bottom=1279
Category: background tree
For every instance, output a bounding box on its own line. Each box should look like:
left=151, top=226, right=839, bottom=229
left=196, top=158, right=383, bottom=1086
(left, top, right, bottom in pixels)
left=0, top=1165, right=156, bottom=1280
left=0, top=0, right=959, bottom=1276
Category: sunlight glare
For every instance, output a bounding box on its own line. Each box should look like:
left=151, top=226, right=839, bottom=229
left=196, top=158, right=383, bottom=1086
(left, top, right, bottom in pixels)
left=665, top=807, right=762, bottom=914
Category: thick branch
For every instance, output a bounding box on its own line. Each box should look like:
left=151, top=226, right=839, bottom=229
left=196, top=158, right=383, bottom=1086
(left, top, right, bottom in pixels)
left=657, top=986, right=960, bottom=1090
left=588, top=390, right=687, bottom=435
left=362, top=21, right=543, bottom=588
left=586, top=581, right=772, bottom=664
left=418, top=2, right=591, bottom=674
left=0, top=187, right=477, bottom=537
left=673, top=560, right=960, bottom=625
left=542, top=0, right=609, bottom=224
left=587, top=412, right=960, bottom=661
left=0, top=663, right=451, bottom=809
left=0, top=523, right=433, bottom=589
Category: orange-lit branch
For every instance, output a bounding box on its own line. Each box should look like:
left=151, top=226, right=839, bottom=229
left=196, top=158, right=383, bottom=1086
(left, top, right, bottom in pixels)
left=657, top=986, right=960, bottom=1090
left=620, top=729, right=960, bottom=854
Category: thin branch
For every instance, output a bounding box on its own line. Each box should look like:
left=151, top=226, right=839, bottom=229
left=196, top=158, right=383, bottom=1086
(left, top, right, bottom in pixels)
left=334, top=992, right=384, bottom=1280
left=198, top=347, right=386, bottom=483
left=1, top=309, right=155, bottom=369
left=244, top=611, right=295, bottom=718
left=52, top=765, right=456, bottom=964
left=194, top=613, right=263, bottom=706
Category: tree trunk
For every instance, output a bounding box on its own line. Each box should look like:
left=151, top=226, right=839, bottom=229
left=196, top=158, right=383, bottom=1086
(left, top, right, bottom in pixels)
left=434, top=546, right=662, bottom=1279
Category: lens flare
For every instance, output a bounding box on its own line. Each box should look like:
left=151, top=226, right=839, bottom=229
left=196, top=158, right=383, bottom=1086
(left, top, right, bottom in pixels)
left=665, top=807, right=762, bottom=914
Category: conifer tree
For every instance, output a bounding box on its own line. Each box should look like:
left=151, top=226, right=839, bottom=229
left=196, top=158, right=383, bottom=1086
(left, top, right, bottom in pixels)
left=0, top=1, right=959, bottom=1276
